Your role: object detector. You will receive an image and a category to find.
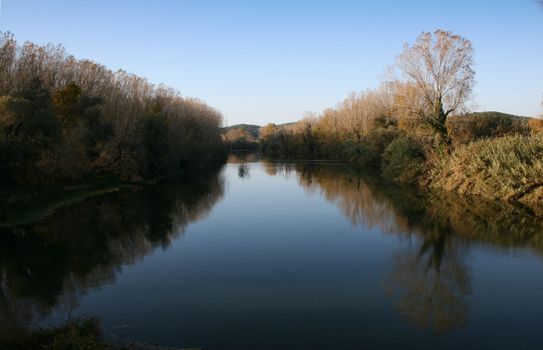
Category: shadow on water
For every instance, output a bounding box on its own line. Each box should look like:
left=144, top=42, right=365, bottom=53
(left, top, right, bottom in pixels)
left=2, top=159, right=543, bottom=342
left=0, top=167, right=225, bottom=333
left=261, top=161, right=543, bottom=332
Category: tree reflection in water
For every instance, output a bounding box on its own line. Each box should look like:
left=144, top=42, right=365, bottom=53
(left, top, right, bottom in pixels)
left=385, top=225, right=472, bottom=332
left=264, top=161, right=543, bottom=332
left=0, top=168, right=225, bottom=332
left=238, top=164, right=250, bottom=179
left=3, top=161, right=543, bottom=336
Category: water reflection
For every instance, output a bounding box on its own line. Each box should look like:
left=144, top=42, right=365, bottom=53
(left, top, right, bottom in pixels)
left=264, top=161, right=543, bottom=252
left=263, top=161, right=543, bottom=331
left=0, top=169, right=225, bottom=332
left=385, top=239, right=471, bottom=332
left=238, top=164, right=250, bottom=179
left=2, top=160, right=543, bottom=341
left=227, top=152, right=259, bottom=164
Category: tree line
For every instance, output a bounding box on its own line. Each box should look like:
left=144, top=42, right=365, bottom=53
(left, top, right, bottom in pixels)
left=258, top=30, right=543, bottom=208
left=0, top=32, right=225, bottom=185
left=261, top=30, right=477, bottom=159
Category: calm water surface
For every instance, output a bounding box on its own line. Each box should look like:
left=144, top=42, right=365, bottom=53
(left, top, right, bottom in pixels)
left=2, top=158, right=543, bottom=349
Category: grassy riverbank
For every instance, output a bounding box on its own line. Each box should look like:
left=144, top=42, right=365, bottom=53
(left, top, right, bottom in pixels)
left=427, top=134, right=543, bottom=214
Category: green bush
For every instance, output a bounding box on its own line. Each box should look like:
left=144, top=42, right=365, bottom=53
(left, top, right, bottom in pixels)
left=341, top=139, right=370, bottom=164
left=364, top=129, right=399, bottom=165
left=381, top=135, right=426, bottom=183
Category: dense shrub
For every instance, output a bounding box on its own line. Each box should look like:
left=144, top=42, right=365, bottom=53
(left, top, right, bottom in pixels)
left=363, top=128, right=399, bottom=165
left=381, top=135, right=426, bottom=183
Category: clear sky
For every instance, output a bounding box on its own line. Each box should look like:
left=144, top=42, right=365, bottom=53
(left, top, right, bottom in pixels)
left=0, top=0, right=542, bottom=125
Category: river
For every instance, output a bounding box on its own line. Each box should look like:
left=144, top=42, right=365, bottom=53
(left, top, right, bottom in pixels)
left=1, top=156, right=543, bottom=349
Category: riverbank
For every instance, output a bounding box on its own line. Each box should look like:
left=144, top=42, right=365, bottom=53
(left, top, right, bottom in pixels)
left=425, top=134, right=543, bottom=216
left=255, top=112, right=543, bottom=216
left=1, top=318, right=197, bottom=350
left=0, top=318, right=119, bottom=350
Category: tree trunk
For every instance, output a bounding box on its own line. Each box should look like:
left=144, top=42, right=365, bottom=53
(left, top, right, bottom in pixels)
left=431, top=99, right=450, bottom=148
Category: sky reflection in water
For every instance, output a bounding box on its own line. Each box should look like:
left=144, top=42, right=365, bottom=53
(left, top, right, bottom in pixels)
left=1, top=157, right=543, bottom=349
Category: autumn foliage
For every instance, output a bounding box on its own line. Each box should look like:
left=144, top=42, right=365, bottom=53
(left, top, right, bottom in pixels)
left=259, top=30, right=543, bottom=208
left=0, top=33, right=225, bottom=185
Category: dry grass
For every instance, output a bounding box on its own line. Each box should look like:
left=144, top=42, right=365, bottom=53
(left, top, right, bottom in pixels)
left=429, top=135, right=543, bottom=203
left=528, top=118, right=543, bottom=134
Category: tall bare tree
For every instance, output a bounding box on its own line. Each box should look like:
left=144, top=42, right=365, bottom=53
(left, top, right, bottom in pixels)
left=396, top=30, right=475, bottom=141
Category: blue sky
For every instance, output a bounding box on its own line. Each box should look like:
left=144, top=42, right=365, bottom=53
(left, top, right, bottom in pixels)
left=0, top=0, right=542, bottom=125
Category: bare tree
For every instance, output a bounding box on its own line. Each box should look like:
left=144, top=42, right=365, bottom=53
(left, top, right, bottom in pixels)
left=259, top=123, right=277, bottom=140
left=0, top=32, right=16, bottom=95
left=396, top=30, right=475, bottom=141
left=331, top=88, right=394, bottom=142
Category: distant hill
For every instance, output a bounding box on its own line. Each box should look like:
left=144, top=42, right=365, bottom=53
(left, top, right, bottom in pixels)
left=223, top=113, right=532, bottom=144
left=276, top=122, right=296, bottom=128
left=222, top=124, right=261, bottom=139
left=465, top=111, right=528, bottom=120
left=222, top=122, right=296, bottom=140
left=448, top=111, right=531, bottom=145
